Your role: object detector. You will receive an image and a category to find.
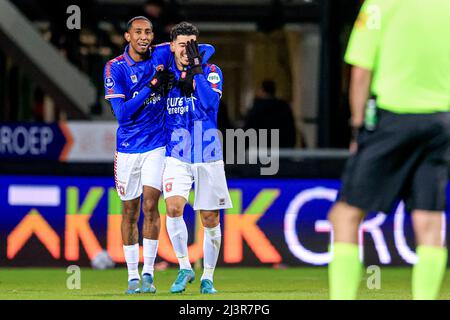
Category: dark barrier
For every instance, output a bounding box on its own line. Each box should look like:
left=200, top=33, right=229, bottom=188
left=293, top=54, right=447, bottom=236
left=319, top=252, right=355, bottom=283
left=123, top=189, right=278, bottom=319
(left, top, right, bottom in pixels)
left=1, top=175, right=449, bottom=267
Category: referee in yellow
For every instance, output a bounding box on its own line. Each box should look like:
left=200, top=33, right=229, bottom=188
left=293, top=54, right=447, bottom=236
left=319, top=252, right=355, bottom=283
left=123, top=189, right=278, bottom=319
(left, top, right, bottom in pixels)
left=328, top=0, right=450, bottom=300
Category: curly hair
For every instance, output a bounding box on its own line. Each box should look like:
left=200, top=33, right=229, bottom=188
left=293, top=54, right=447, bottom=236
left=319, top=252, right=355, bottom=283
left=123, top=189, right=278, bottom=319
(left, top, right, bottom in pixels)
left=170, top=21, right=199, bottom=41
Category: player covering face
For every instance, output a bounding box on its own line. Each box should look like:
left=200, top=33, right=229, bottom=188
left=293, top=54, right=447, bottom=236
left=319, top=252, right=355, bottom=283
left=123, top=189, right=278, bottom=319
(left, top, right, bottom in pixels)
left=162, top=22, right=232, bottom=294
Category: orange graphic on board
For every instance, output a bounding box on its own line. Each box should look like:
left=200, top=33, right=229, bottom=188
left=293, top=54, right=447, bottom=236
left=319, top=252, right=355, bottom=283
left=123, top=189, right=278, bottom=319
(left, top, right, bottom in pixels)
left=225, top=189, right=282, bottom=263
left=7, top=209, right=60, bottom=259
left=58, top=122, right=74, bottom=162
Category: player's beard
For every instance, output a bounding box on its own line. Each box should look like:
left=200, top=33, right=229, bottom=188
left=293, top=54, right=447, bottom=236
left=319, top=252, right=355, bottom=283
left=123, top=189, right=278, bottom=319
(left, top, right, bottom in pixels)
left=138, top=48, right=149, bottom=56
left=131, top=43, right=149, bottom=57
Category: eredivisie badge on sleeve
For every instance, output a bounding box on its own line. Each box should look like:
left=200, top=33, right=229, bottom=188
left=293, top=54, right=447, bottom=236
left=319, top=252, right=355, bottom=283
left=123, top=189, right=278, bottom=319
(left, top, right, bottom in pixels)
left=105, top=77, right=115, bottom=89
left=207, top=72, right=220, bottom=84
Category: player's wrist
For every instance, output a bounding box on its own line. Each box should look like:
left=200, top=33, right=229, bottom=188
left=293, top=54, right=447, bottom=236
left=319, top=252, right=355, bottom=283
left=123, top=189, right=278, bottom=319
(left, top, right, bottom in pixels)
left=190, top=65, right=203, bottom=75
left=348, top=119, right=363, bottom=141
left=351, top=126, right=360, bottom=141
left=349, top=118, right=363, bottom=130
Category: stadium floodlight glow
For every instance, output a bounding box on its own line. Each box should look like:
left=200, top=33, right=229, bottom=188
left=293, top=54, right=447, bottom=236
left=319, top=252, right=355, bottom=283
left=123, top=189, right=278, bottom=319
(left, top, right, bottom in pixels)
left=284, top=187, right=337, bottom=265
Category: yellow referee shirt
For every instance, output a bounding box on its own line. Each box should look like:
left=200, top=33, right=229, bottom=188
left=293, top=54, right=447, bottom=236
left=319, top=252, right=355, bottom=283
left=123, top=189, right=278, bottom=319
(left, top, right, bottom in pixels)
left=345, top=0, right=450, bottom=113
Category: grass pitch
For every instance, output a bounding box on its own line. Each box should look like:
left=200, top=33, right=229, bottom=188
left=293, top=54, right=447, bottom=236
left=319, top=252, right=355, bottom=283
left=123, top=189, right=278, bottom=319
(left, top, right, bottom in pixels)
left=0, top=267, right=449, bottom=300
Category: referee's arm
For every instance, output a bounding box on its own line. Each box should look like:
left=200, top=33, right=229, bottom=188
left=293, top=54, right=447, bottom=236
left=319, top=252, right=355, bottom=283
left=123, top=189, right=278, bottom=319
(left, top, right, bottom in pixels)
left=344, top=0, right=383, bottom=147
left=349, top=66, right=372, bottom=129
left=345, top=0, right=384, bottom=151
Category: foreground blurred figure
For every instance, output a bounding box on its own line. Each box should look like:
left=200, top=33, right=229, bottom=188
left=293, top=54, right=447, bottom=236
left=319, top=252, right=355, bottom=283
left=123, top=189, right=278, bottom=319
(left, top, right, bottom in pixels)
left=328, top=0, right=450, bottom=300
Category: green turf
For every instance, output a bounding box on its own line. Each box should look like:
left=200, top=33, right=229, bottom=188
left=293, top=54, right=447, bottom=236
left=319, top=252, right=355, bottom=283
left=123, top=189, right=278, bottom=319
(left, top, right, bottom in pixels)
left=0, top=267, right=448, bottom=300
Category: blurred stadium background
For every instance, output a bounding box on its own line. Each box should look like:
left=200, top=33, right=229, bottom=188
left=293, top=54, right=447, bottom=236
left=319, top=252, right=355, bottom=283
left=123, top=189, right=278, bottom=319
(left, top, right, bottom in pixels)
left=0, top=0, right=449, bottom=298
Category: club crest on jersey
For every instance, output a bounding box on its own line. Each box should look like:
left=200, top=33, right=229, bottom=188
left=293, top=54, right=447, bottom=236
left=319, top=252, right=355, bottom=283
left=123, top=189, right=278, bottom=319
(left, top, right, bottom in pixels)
left=130, top=75, right=138, bottom=83
left=207, top=72, right=220, bottom=84
left=105, top=77, right=115, bottom=89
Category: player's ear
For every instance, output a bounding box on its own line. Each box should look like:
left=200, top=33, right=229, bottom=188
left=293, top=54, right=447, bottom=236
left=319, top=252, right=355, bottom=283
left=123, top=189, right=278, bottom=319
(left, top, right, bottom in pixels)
left=124, top=31, right=131, bottom=43
left=170, top=41, right=175, bottom=53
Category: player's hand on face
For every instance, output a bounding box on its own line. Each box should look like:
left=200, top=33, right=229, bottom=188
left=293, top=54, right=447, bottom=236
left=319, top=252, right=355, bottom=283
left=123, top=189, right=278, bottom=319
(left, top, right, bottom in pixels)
left=186, top=40, right=204, bottom=75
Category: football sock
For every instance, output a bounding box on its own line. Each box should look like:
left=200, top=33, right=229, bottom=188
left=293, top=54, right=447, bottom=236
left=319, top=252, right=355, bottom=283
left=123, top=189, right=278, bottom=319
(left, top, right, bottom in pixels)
left=123, top=243, right=140, bottom=281
left=329, top=242, right=362, bottom=300
left=201, top=224, right=222, bottom=282
left=142, top=238, right=158, bottom=277
left=412, top=246, right=447, bottom=300
left=166, top=215, right=192, bottom=270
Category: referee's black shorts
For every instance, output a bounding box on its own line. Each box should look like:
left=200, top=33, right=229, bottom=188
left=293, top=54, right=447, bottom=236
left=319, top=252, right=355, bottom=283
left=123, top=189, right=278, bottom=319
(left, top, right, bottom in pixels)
left=339, top=108, right=450, bottom=213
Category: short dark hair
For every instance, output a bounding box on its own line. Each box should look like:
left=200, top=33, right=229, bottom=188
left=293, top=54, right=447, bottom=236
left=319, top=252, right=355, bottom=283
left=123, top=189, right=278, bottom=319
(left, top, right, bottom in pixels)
left=170, top=21, right=199, bottom=41
left=262, top=80, right=276, bottom=96
left=127, top=16, right=153, bottom=31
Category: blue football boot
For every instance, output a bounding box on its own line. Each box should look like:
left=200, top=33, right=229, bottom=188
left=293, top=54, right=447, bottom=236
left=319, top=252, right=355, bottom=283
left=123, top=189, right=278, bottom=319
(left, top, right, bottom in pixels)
left=141, top=274, right=156, bottom=293
left=200, top=279, right=218, bottom=294
left=170, top=269, right=195, bottom=293
left=125, top=278, right=141, bottom=294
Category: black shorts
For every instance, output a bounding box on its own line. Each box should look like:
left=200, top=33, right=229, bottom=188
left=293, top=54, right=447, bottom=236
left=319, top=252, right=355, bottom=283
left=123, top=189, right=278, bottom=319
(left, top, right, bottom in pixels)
left=339, top=108, right=450, bottom=213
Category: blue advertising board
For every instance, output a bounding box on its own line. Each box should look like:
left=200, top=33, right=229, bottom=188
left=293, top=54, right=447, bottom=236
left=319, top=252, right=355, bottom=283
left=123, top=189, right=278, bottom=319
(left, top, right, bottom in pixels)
left=0, top=123, right=70, bottom=161
left=0, top=175, right=448, bottom=266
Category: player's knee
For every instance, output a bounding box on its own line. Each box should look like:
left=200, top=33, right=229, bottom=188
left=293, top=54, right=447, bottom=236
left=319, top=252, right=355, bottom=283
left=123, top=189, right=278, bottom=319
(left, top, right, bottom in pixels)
left=142, top=199, right=158, bottom=216
left=328, top=202, right=363, bottom=226
left=166, top=203, right=184, bottom=217
left=123, top=207, right=139, bottom=225
left=201, top=212, right=219, bottom=228
left=327, top=203, right=342, bottom=224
